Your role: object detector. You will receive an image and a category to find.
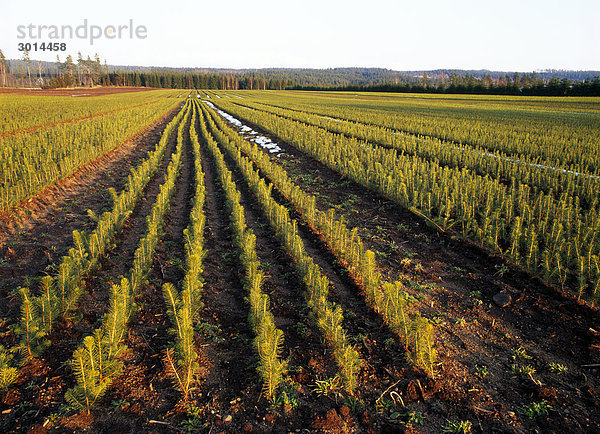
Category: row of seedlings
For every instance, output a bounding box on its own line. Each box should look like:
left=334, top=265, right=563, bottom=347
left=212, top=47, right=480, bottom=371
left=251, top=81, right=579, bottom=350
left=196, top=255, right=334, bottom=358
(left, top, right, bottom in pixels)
left=63, top=103, right=192, bottom=412
left=198, top=102, right=362, bottom=394
left=231, top=92, right=600, bottom=178
left=203, top=104, right=437, bottom=376
left=195, top=101, right=287, bottom=401
left=161, top=103, right=206, bottom=401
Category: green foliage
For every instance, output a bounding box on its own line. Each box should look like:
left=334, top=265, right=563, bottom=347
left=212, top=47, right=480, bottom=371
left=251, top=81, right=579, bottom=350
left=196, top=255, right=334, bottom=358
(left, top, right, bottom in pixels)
left=0, top=346, right=19, bottom=390
left=199, top=104, right=363, bottom=393
left=312, top=376, right=342, bottom=396
left=213, top=95, right=600, bottom=303
left=375, top=390, right=404, bottom=411
left=1, top=92, right=178, bottom=211
left=517, top=400, right=551, bottom=419
left=271, top=381, right=299, bottom=409
left=295, top=322, right=311, bottom=339
left=0, top=103, right=190, bottom=390
left=195, top=321, right=224, bottom=344
left=65, top=102, right=191, bottom=411
left=14, top=287, right=50, bottom=360
left=163, top=280, right=199, bottom=399
left=201, top=99, right=436, bottom=378
left=512, top=346, right=532, bottom=360
left=469, top=290, right=482, bottom=299
left=511, top=364, right=537, bottom=379
left=475, top=365, right=489, bottom=378
left=160, top=106, right=204, bottom=402
left=255, top=322, right=288, bottom=399
left=548, top=362, right=568, bottom=374
left=65, top=328, right=125, bottom=412
left=182, top=403, right=208, bottom=431
left=404, top=410, right=426, bottom=425
left=197, top=102, right=287, bottom=401
left=443, top=420, right=473, bottom=433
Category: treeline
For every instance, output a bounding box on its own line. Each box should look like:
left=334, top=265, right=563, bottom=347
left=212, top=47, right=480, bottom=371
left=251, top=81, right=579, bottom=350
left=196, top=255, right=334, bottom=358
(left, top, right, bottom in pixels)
left=95, top=71, right=296, bottom=90
left=93, top=70, right=600, bottom=96
left=292, top=73, right=600, bottom=97
left=101, top=67, right=398, bottom=87
left=2, top=48, right=599, bottom=95
left=0, top=50, right=297, bottom=90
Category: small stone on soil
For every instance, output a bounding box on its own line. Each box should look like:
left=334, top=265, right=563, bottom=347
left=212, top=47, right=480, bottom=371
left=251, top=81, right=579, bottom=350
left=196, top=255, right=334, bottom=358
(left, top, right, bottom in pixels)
left=493, top=292, right=512, bottom=307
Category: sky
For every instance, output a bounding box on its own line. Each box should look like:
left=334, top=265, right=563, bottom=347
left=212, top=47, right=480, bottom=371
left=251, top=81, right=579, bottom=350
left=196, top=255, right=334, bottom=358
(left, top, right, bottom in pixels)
left=1, top=0, right=599, bottom=72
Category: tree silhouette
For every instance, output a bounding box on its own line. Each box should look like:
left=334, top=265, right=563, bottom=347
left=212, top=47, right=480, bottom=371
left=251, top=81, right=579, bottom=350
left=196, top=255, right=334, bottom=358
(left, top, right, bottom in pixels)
left=0, top=49, right=7, bottom=87
left=22, top=50, right=31, bottom=87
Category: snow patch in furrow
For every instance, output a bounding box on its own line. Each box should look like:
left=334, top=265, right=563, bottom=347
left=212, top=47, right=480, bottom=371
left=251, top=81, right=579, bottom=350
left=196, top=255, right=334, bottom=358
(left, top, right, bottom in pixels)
left=202, top=101, right=283, bottom=156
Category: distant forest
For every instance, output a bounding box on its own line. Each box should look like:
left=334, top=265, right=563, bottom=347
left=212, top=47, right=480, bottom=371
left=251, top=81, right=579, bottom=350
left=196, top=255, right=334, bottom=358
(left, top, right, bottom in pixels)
left=293, top=73, right=600, bottom=97
left=1, top=49, right=599, bottom=96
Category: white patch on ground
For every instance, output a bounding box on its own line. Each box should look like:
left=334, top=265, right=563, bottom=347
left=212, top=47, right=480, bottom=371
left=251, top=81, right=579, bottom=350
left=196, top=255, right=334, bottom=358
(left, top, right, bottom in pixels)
left=202, top=101, right=283, bottom=155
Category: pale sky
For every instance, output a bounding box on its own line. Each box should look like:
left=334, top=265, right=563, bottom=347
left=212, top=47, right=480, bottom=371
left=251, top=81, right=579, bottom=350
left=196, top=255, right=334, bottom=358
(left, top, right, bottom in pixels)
left=1, top=0, right=599, bottom=71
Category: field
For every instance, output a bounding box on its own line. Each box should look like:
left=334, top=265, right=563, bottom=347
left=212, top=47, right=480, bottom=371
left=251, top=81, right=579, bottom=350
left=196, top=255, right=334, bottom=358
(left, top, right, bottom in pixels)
left=0, top=88, right=599, bottom=433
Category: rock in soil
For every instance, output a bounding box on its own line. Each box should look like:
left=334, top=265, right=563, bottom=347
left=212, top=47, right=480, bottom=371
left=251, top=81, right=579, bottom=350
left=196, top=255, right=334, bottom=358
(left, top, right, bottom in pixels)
left=493, top=292, right=512, bottom=307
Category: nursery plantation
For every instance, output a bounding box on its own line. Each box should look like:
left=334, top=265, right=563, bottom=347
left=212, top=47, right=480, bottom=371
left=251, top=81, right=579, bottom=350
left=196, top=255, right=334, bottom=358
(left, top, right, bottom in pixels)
left=0, top=88, right=599, bottom=432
